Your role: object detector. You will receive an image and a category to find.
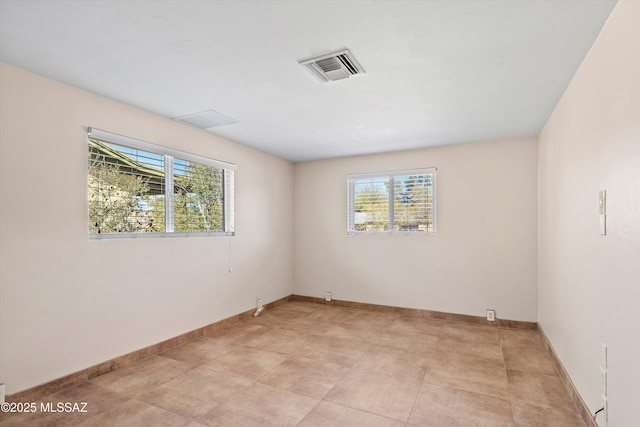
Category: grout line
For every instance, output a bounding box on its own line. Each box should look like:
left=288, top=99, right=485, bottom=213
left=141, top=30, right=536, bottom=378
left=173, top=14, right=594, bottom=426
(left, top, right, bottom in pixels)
left=499, top=331, right=519, bottom=426
left=406, top=367, right=428, bottom=425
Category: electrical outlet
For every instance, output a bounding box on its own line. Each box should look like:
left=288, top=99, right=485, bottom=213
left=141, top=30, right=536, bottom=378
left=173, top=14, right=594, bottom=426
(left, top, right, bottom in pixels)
left=256, top=298, right=263, bottom=310
left=600, top=366, right=607, bottom=395
left=486, top=309, right=495, bottom=322
left=595, top=394, right=608, bottom=426
left=325, top=292, right=332, bottom=302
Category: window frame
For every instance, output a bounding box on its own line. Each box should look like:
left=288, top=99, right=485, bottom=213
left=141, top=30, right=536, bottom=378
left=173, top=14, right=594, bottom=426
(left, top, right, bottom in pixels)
left=88, top=127, right=235, bottom=240
left=346, top=168, right=436, bottom=235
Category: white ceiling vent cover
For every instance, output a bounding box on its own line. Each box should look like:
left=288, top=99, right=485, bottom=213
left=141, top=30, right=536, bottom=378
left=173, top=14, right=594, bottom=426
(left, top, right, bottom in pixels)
left=173, top=109, right=238, bottom=129
left=298, top=49, right=365, bottom=83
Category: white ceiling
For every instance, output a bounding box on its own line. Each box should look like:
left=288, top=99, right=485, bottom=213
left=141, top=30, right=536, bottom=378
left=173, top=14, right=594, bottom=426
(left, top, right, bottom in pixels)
left=0, top=0, right=617, bottom=162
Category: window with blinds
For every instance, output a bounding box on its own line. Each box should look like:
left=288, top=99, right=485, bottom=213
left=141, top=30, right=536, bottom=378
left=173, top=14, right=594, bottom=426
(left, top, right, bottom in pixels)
left=88, top=128, right=234, bottom=239
left=347, top=168, right=436, bottom=234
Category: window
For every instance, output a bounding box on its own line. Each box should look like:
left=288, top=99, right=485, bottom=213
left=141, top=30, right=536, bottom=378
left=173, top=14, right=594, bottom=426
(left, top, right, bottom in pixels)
left=88, top=128, right=234, bottom=238
left=347, top=168, right=436, bottom=234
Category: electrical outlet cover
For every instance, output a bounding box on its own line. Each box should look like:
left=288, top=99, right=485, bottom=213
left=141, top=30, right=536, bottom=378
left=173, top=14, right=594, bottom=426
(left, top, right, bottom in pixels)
left=602, top=395, right=608, bottom=425
left=600, top=367, right=607, bottom=395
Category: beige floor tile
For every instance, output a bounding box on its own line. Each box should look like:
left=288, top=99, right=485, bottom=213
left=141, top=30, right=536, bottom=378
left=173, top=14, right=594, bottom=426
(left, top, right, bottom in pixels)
left=244, top=314, right=290, bottom=329
left=249, top=308, right=302, bottom=323
left=324, top=368, right=422, bottom=422
left=204, top=323, right=268, bottom=344
left=353, top=345, right=429, bottom=381
left=324, top=325, right=370, bottom=342
left=436, top=337, right=504, bottom=361
left=331, top=324, right=439, bottom=355
left=198, top=383, right=317, bottom=427
left=202, top=346, right=288, bottom=381
left=512, top=401, right=586, bottom=427
left=136, top=367, right=252, bottom=418
left=371, top=330, right=440, bottom=356
left=303, top=306, right=359, bottom=324
left=3, top=410, right=93, bottom=427
left=160, top=336, right=236, bottom=365
left=298, top=401, right=405, bottom=427
left=503, top=346, right=558, bottom=376
left=507, top=369, right=575, bottom=409
left=425, top=349, right=510, bottom=400
left=0, top=410, right=35, bottom=427
left=302, top=335, right=370, bottom=366
left=345, top=311, right=399, bottom=330
left=441, top=322, right=500, bottom=343
left=258, top=356, right=349, bottom=399
left=244, top=327, right=323, bottom=356
left=500, top=328, right=544, bottom=348
left=135, top=386, right=217, bottom=420
left=0, top=382, right=127, bottom=427
left=89, top=356, right=192, bottom=396
left=386, top=316, right=444, bottom=337
left=76, top=399, right=190, bottom=427
left=270, top=302, right=319, bottom=315
left=409, top=383, right=514, bottom=426
left=274, top=316, right=338, bottom=334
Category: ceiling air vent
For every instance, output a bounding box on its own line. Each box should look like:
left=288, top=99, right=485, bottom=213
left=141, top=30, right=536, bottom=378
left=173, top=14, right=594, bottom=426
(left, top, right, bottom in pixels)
left=173, top=109, right=237, bottom=129
left=298, top=49, right=365, bottom=83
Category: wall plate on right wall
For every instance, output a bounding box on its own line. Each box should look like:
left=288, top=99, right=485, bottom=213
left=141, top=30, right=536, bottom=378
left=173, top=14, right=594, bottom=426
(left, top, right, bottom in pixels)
left=599, top=190, right=606, bottom=235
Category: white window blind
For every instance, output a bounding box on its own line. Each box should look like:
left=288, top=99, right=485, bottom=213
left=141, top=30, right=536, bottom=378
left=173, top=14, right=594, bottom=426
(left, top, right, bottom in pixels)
left=88, top=127, right=234, bottom=239
left=347, top=168, right=436, bottom=234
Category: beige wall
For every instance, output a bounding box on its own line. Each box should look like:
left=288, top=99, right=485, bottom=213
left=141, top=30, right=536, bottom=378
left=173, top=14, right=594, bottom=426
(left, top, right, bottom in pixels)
left=293, top=137, right=538, bottom=321
left=0, top=63, right=294, bottom=394
left=538, top=0, right=640, bottom=424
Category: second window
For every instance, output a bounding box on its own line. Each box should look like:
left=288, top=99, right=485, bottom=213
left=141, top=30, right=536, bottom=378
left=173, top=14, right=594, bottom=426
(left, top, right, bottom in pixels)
left=347, top=168, right=436, bottom=234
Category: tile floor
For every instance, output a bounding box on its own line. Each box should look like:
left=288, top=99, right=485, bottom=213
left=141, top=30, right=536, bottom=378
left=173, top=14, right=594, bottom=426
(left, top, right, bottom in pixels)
left=0, top=302, right=587, bottom=426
